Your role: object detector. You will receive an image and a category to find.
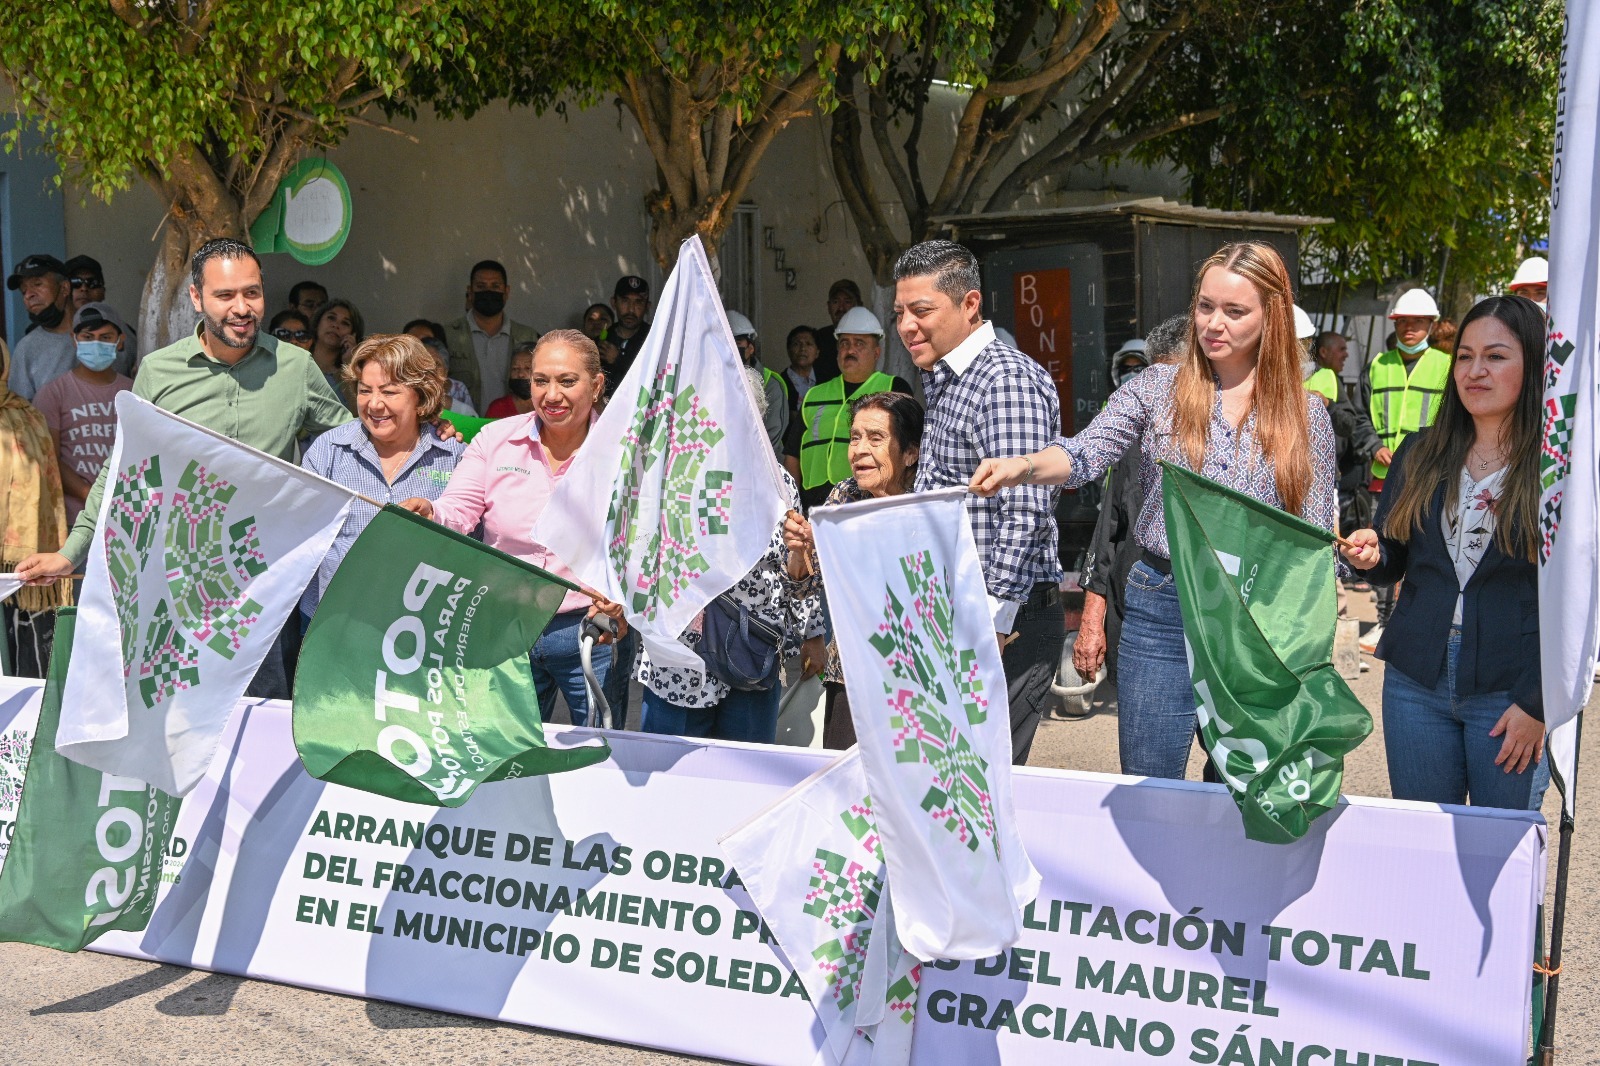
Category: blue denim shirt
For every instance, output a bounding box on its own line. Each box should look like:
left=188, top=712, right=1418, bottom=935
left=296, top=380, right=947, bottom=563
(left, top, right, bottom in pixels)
left=299, top=420, right=465, bottom=615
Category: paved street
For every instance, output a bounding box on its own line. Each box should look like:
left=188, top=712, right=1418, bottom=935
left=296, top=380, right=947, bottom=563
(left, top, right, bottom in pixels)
left=2, top=593, right=1596, bottom=1064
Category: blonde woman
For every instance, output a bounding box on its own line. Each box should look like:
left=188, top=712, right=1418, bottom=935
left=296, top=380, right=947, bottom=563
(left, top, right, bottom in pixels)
left=972, top=242, right=1338, bottom=780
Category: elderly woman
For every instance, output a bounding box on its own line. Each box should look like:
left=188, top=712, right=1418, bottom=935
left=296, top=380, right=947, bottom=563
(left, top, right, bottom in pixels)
left=300, top=334, right=466, bottom=621
left=485, top=341, right=537, bottom=419
left=401, top=329, right=626, bottom=728
left=782, top=392, right=924, bottom=748
left=637, top=368, right=824, bottom=744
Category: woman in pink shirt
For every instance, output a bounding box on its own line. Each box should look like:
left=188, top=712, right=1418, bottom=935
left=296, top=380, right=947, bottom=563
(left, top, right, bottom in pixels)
left=402, top=330, right=625, bottom=728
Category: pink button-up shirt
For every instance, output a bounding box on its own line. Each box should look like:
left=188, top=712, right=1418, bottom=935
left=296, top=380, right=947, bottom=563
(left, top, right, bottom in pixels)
left=430, top=411, right=595, bottom=615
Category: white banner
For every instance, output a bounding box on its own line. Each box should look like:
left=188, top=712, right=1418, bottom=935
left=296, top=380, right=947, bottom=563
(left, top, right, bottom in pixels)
left=0, top=679, right=1544, bottom=1064
left=811, top=487, right=1039, bottom=961
left=59, top=392, right=353, bottom=795
left=533, top=236, right=787, bottom=671
left=1541, top=7, right=1600, bottom=816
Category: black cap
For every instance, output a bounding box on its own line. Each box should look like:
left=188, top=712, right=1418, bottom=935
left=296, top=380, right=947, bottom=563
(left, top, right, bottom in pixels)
left=63, top=254, right=104, bottom=279
left=6, top=254, right=66, bottom=291
left=72, top=301, right=129, bottom=337
left=613, top=275, right=649, bottom=299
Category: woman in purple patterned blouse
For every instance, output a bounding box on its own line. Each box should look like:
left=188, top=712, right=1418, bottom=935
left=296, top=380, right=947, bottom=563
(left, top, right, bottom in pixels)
left=972, top=242, right=1338, bottom=781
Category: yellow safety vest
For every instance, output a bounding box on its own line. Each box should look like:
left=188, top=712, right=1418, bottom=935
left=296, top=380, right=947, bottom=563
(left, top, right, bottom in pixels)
left=1368, top=347, right=1452, bottom=478
left=1305, top=367, right=1338, bottom=402
left=798, top=372, right=895, bottom=489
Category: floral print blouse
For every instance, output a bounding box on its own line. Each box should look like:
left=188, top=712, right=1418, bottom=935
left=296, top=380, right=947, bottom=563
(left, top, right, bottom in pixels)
left=1052, top=363, right=1339, bottom=555
left=1444, top=465, right=1505, bottom=625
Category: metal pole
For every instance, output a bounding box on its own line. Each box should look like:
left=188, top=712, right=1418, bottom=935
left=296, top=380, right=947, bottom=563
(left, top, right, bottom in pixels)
left=1538, top=714, right=1582, bottom=1063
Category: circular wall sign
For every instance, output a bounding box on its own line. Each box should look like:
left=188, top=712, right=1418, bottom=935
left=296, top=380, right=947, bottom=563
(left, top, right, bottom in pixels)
left=249, top=158, right=352, bottom=265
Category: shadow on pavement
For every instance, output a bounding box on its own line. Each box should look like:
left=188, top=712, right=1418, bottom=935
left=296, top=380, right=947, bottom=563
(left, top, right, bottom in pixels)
left=32, top=962, right=188, bottom=1014
left=154, top=970, right=243, bottom=1017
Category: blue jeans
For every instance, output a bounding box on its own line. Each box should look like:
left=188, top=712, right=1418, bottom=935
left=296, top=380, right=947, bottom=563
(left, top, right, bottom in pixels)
left=1383, top=629, right=1550, bottom=810
left=531, top=610, right=612, bottom=728
left=640, top=685, right=781, bottom=744
left=1115, top=560, right=1198, bottom=779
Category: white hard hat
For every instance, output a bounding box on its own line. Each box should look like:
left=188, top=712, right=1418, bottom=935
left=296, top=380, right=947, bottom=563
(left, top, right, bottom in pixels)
left=1388, top=288, right=1439, bottom=319
left=1114, top=338, right=1148, bottom=357
left=835, top=306, right=885, bottom=337
left=725, top=309, right=757, bottom=339
left=1510, top=256, right=1548, bottom=290
left=1292, top=305, right=1315, bottom=340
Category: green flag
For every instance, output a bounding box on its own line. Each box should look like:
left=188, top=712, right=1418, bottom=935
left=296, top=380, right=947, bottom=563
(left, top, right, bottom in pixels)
left=0, top=608, right=181, bottom=951
left=1161, top=463, right=1372, bottom=844
left=438, top=408, right=495, bottom=443
left=293, top=506, right=609, bottom=807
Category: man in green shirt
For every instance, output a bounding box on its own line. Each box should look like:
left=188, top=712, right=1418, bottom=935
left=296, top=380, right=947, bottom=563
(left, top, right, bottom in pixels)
left=18, top=238, right=354, bottom=695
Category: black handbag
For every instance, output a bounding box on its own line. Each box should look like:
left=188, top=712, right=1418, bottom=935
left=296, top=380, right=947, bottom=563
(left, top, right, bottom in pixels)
left=696, top=592, right=784, bottom=691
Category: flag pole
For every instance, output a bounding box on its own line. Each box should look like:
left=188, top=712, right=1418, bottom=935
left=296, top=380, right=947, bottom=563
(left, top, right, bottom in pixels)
left=1538, top=715, right=1582, bottom=1063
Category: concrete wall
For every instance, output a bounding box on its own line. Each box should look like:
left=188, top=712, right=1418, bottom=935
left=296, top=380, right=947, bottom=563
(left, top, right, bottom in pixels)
left=55, top=90, right=1183, bottom=365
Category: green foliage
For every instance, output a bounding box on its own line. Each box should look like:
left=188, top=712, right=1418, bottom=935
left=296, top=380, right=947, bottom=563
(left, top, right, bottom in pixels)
left=838, top=0, right=1556, bottom=297
left=0, top=2, right=476, bottom=203
left=1121, top=0, right=1560, bottom=294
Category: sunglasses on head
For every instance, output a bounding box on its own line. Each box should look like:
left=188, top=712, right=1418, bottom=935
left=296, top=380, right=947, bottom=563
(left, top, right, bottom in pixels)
left=69, top=277, right=104, bottom=289
left=273, top=328, right=312, bottom=341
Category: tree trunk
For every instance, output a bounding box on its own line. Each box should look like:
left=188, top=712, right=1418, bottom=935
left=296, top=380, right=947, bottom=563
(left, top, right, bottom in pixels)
left=645, top=185, right=728, bottom=271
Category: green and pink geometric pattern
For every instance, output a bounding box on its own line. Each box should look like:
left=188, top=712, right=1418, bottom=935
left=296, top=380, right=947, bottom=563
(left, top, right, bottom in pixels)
left=869, top=551, right=999, bottom=856
left=607, top=360, right=733, bottom=620
left=104, top=455, right=270, bottom=708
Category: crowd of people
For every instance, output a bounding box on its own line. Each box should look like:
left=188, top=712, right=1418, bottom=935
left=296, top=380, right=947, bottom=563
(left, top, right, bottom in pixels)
left=0, top=233, right=1556, bottom=814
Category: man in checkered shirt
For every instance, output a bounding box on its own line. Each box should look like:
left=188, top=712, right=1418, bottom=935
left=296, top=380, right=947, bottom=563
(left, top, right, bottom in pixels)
left=894, top=240, right=1065, bottom=764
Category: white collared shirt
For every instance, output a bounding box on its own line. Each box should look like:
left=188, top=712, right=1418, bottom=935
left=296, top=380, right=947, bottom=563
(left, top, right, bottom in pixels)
left=470, top=316, right=514, bottom=408
left=938, top=320, right=996, bottom=378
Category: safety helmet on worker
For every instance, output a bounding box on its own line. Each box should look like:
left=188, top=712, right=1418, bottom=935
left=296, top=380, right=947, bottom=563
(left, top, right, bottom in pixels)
left=1388, top=289, right=1440, bottom=320
left=835, top=306, right=886, bottom=337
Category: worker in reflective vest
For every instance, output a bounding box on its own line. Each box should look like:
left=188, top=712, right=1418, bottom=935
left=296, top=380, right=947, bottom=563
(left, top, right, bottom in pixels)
left=1355, top=287, right=1451, bottom=645
left=1364, top=288, right=1452, bottom=481
left=789, top=306, right=912, bottom=510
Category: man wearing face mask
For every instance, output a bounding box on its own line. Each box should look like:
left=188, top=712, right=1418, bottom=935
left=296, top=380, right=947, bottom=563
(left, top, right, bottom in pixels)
left=1353, top=287, right=1452, bottom=648
left=6, top=255, right=78, bottom=401
left=33, top=302, right=135, bottom=525
left=443, top=259, right=540, bottom=411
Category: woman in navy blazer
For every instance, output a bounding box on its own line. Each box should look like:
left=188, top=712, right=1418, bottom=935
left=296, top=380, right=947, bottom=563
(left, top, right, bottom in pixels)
left=1342, top=295, right=1548, bottom=810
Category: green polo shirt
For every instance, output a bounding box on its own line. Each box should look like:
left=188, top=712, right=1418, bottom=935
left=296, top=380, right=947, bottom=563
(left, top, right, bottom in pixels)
left=61, top=325, right=353, bottom=564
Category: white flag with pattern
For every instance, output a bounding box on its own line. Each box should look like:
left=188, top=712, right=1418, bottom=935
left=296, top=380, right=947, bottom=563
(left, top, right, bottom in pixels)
left=1540, top=8, right=1600, bottom=818
left=810, top=487, right=1039, bottom=960
left=57, top=392, right=353, bottom=795
left=532, top=236, right=787, bottom=670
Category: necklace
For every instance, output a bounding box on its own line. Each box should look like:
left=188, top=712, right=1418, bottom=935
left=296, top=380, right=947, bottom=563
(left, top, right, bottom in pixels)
left=1468, top=445, right=1505, bottom=473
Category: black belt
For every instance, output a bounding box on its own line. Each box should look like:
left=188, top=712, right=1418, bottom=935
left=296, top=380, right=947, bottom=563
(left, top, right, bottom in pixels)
left=1141, top=550, right=1172, bottom=576
left=1025, top=581, right=1061, bottom=608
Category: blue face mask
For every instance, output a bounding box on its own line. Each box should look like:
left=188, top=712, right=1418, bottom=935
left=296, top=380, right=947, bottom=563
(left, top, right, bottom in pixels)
left=76, top=339, right=118, bottom=372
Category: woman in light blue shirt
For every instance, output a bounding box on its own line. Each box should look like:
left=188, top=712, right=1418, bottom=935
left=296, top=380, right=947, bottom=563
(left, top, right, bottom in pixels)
left=300, top=334, right=465, bottom=620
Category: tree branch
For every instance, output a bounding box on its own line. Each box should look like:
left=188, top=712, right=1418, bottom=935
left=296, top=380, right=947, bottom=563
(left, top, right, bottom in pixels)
left=982, top=0, right=1120, bottom=98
